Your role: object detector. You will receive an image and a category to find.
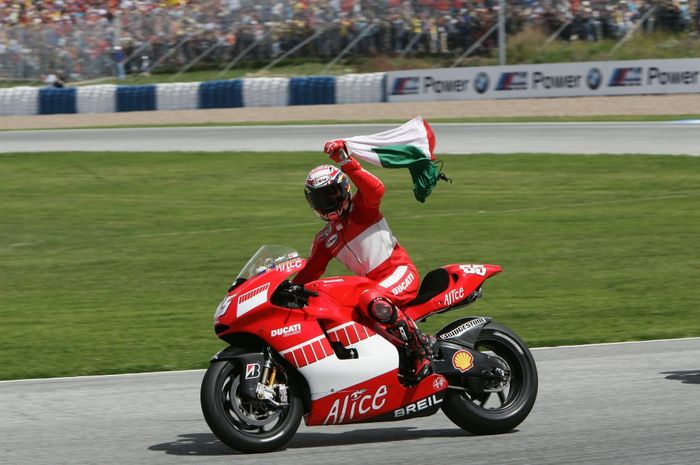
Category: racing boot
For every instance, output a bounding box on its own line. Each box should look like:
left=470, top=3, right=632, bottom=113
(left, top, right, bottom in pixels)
left=409, top=328, right=437, bottom=382
left=383, top=315, right=437, bottom=386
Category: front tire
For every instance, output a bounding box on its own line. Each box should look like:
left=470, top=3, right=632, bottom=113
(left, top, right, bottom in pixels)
left=200, top=359, right=303, bottom=453
left=442, top=322, right=538, bottom=435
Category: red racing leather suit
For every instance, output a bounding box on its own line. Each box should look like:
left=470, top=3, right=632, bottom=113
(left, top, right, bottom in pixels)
left=293, top=157, right=420, bottom=307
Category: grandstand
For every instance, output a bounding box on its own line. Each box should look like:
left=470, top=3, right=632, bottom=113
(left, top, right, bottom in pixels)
left=0, top=1, right=697, bottom=82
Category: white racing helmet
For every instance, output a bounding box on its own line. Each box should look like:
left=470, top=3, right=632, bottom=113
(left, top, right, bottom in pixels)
left=304, top=165, right=352, bottom=221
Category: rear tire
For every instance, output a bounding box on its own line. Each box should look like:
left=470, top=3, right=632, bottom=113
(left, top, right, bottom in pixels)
left=200, top=359, right=303, bottom=453
left=441, top=323, right=538, bottom=435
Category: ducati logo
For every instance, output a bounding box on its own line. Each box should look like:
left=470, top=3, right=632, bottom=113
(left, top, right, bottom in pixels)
left=245, top=363, right=261, bottom=379
left=271, top=323, right=302, bottom=337
left=390, top=272, right=415, bottom=296
left=452, top=351, right=474, bottom=373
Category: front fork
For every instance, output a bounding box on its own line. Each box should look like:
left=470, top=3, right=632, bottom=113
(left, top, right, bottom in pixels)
left=254, top=347, right=289, bottom=407
left=220, top=346, right=289, bottom=407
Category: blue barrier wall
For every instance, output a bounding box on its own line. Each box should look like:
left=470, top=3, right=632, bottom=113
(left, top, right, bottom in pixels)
left=289, top=77, right=336, bottom=106
left=199, top=80, right=243, bottom=109
left=0, top=72, right=388, bottom=116
left=116, top=85, right=156, bottom=112
left=39, top=88, right=77, bottom=115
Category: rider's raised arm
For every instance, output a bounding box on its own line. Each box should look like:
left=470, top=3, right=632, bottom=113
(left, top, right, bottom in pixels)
left=341, top=157, right=385, bottom=211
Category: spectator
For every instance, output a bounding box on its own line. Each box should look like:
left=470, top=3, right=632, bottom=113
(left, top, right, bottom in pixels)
left=113, top=45, right=126, bottom=80
left=0, top=0, right=697, bottom=82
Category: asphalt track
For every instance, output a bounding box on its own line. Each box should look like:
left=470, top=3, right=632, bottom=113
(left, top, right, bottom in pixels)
left=2, top=338, right=699, bottom=465
left=0, top=121, right=699, bottom=155
left=2, top=122, right=698, bottom=464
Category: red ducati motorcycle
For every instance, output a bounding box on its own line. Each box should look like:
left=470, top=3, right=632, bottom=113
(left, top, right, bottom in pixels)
left=201, top=245, right=538, bottom=453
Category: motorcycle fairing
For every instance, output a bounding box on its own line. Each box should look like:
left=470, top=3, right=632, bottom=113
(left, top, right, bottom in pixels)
left=405, top=264, right=502, bottom=322
left=271, top=315, right=450, bottom=426
left=214, top=260, right=307, bottom=330
left=367, top=390, right=446, bottom=423
left=305, top=370, right=448, bottom=426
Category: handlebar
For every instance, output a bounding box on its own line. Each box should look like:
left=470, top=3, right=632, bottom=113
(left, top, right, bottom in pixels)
left=300, top=287, right=319, bottom=298
left=271, top=280, right=317, bottom=309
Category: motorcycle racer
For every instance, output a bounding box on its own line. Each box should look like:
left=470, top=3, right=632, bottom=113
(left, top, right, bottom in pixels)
left=293, top=139, right=436, bottom=384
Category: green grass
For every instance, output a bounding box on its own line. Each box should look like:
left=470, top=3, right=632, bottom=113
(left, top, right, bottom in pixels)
left=1, top=152, right=699, bottom=380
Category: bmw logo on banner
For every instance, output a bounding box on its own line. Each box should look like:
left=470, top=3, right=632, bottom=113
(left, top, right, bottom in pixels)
left=587, top=68, right=602, bottom=90
left=474, top=72, right=490, bottom=94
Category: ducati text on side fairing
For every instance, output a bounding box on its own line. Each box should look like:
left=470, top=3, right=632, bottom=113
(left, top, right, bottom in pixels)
left=201, top=245, right=538, bottom=453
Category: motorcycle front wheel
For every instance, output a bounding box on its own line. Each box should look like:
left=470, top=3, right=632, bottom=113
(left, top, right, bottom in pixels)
left=200, top=359, right=303, bottom=453
left=441, top=322, right=538, bottom=435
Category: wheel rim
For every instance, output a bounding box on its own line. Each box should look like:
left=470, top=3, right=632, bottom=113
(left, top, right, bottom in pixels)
left=460, top=331, right=529, bottom=414
left=219, top=364, right=292, bottom=438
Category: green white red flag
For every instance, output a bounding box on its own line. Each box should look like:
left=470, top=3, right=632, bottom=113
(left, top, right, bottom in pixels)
left=344, top=116, right=442, bottom=202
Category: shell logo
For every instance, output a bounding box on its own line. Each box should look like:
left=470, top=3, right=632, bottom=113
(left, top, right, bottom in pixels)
left=452, top=350, right=474, bottom=373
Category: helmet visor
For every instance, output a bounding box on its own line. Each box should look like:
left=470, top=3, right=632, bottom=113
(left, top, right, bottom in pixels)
left=305, top=183, right=348, bottom=215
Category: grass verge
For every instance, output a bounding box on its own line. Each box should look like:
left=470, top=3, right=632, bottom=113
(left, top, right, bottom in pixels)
left=1, top=151, right=698, bottom=380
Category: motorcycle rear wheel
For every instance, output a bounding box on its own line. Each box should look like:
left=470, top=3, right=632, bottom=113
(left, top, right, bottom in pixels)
left=200, top=359, right=303, bottom=453
left=441, top=322, right=538, bottom=435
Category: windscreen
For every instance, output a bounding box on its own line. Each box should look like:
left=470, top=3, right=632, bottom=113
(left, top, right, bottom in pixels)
left=235, top=245, right=300, bottom=282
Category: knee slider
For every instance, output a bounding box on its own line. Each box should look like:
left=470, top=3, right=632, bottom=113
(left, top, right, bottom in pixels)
left=358, top=289, right=397, bottom=324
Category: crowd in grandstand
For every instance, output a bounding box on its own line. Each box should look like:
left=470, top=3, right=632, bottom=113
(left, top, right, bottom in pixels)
left=0, top=1, right=698, bottom=81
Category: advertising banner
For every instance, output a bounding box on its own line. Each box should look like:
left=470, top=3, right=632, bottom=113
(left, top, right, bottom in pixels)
left=386, top=59, right=700, bottom=102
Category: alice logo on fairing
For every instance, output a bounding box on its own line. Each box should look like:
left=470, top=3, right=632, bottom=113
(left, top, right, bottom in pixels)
left=323, top=385, right=389, bottom=425
left=274, top=258, right=303, bottom=273
left=443, top=287, right=464, bottom=306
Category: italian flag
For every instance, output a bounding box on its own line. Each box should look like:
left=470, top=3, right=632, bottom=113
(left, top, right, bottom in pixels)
left=344, top=116, right=441, bottom=202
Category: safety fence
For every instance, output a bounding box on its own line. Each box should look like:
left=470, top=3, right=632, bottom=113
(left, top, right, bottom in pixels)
left=0, top=73, right=387, bottom=117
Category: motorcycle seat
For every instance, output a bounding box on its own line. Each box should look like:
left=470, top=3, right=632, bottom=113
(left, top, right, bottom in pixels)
left=405, top=268, right=450, bottom=307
